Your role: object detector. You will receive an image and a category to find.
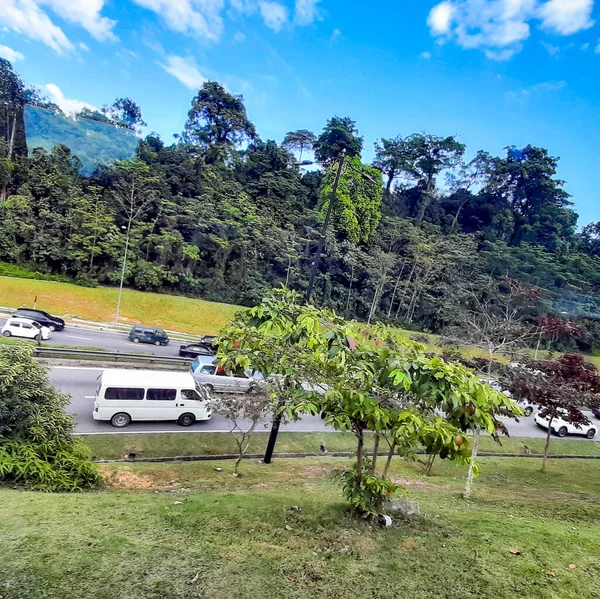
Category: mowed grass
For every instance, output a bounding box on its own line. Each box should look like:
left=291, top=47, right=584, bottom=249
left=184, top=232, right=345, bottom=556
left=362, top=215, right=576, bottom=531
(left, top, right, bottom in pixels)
left=84, top=430, right=600, bottom=461
left=0, top=276, right=242, bottom=335
left=1, top=456, right=600, bottom=599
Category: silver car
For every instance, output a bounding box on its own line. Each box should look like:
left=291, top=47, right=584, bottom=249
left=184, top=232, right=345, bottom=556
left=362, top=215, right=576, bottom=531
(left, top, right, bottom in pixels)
left=191, top=357, right=259, bottom=394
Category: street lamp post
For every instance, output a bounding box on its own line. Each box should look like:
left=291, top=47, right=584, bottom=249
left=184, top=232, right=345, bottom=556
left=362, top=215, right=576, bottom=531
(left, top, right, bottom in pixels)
left=114, top=224, right=129, bottom=325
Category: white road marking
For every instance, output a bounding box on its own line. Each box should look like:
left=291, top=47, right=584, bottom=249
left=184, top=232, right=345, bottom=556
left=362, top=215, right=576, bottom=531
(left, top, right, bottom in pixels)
left=84, top=395, right=95, bottom=399
left=64, top=335, right=92, bottom=340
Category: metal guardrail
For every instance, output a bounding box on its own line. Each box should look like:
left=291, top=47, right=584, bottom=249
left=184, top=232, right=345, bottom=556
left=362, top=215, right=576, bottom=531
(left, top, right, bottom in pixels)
left=32, top=347, right=191, bottom=364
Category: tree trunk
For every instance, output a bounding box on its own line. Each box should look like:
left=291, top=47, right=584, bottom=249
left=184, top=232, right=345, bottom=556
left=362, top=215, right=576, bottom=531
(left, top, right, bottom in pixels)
left=382, top=441, right=396, bottom=479
left=345, top=263, right=354, bottom=315
left=353, top=428, right=365, bottom=496
left=387, top=263, right=406, bottom=318
left=541, top=416, right=553, bottom=473
left=370, top=433, right=380, bottom=474
left=425, top=453, right=436, bottom=476
left=8, top=112, right=17, bottom=160
left=448, top=198, right=468, bottom=235
left=395, top=256, right=419, bottom=319
left=464, top=428, right=481, bottom=499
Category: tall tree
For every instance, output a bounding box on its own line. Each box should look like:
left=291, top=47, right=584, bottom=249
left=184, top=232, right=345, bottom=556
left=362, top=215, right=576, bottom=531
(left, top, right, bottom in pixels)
left=282, top=129, right=316, bottom=162
left=314, top=116, right=363, bottom=164
left=102, top=97, right=147, bottom=133
left=0, top=58, right=27, bottom=159
left=184, top=81, right=256, bottom=159
left=373, top=135, right=409, bottom=200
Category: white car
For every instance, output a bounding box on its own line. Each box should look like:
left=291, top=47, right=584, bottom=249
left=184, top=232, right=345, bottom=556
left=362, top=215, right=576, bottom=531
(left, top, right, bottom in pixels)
left=2, top=317, right=51, bottom=341
left=534, top=408, right=597, bottom=439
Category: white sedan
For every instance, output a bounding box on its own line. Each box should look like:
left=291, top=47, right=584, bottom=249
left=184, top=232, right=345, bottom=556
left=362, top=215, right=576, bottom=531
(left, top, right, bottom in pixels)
left=2, top=317, right=52, bottom=341
left=534, top=408, right=597, bottom=439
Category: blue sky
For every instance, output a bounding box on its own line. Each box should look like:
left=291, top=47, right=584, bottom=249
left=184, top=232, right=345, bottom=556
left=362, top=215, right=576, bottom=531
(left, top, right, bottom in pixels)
left=1, top=0, right=599, bottom=226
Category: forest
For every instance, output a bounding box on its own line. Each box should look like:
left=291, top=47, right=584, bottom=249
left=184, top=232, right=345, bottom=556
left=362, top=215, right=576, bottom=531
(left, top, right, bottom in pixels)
left=1, top=57, right=600, bottom=352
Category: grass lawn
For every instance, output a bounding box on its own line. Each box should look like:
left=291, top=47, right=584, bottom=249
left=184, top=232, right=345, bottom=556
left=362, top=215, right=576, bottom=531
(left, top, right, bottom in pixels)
left=1, top=456, right=599, bottom=599
left=84, top=430, right=600, bottom=461
left=0, top=276, right=242, bottom=335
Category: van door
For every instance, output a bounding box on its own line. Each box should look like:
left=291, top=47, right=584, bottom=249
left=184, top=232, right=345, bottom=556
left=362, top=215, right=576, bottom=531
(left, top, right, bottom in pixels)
left=178, top=389, right=208, bottom=419
left=145, top=387, right=178, bottom=421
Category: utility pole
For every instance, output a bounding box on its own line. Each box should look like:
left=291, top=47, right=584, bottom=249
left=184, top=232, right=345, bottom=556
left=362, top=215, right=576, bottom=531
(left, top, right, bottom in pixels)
left=263, top=151, right=346, bottom=465
left=114, top=224, right=129, bottom=325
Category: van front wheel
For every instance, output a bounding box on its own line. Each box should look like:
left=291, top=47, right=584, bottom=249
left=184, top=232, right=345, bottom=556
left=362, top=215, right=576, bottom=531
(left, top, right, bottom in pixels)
left=178, top=413, right=196, bottom=427
left=111, top=412, right=131, bottom=428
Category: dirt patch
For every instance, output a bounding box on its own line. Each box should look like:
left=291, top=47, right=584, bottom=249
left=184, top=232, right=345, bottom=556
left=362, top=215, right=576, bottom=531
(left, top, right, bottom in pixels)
left=103, top=469, right=155, bottom=489
left=301, top=465, right=334, bottom=478
left=399, top=537, right=422, bottom=550
left=392, top=477, right=441, bottom=490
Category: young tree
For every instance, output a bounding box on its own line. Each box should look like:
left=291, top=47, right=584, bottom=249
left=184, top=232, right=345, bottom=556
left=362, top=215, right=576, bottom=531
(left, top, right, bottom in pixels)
left=211, top=391, right=273, bottom=475
left=314, top=116, right=363, bottom=164
left=500, top=354, right=600, bottom=472
left=218, top=288, right=517, bottom=517
left=0, top=345, right=100, bottom=490
left=282, top=129, right=317, bottom=162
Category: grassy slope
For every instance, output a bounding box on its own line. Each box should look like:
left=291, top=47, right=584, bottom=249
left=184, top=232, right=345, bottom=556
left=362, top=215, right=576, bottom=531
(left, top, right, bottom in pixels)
left=1, top=456, right=599, bottom=599
left=84, top=430, right=600, bottom=461
left=0, top=276, right=242, bottom=335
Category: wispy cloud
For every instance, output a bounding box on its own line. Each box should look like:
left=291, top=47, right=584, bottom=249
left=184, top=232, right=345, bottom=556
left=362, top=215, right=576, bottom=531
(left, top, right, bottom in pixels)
left=259, top=2, right=288, bottom=32
left=158, top=55, right=207, bottom=90
left=330, top=28, right=341, bottom=42
left=507, top=79, right=567, bottom=101
left=234, top=31, right=246, bottom=42
left=419, top=51, right=432, bottom=59
left=427, top=0, right=595, bottom=59
left=294, top=0, right=321, bottom=26
left=0, top=44, right=24, bottom=62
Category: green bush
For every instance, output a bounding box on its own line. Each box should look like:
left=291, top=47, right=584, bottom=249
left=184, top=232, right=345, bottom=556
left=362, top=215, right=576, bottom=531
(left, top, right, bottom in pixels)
left=0, top=344, right=101, bottom=491
left=0, top=261, right=71, bottom=283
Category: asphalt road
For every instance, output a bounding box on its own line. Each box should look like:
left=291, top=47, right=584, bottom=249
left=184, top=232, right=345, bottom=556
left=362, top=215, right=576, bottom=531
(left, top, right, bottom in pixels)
left=1, top=317, right=183, bottom=356
left=49, top=366, right=599, bottom=439
left=49, top=366, right=330, bottom=434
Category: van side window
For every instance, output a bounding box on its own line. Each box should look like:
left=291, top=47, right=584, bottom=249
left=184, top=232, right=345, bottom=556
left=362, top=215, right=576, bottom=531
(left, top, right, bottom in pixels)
left=147, top=388, right=176, bottom=401
left=105, top=387, right=145, bottom=400
left=200, top=365, right=216, bottom=375
left=181, top=389, right=202, bottom=401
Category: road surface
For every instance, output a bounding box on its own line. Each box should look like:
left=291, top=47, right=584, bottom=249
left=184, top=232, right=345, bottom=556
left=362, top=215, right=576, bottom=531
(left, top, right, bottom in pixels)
left=1, top=317, right=183, bottom=356
left=49, top=366, right=329, bottom=434
left=49, top=366, right=599, bottom=439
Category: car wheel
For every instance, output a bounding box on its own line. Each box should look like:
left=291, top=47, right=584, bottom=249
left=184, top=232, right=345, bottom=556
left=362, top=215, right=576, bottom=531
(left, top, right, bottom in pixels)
left=155, top=340, right=161, bottom=346
left=557, top=426, right=568, bottom=437
left=586, top=429, right=596, bottom=439
left=2, top=330, right=11, bottom=337
left=133, top=338, right=140, bottom=343
left=524, top=407, right=533, bottom=417
left=178, top=413, right=196, bottom=427
left=111, top=412, right=131, bottom=428
left=48, top=325, right=55, bottom=332
left=246, top=383, right=259, bottom=395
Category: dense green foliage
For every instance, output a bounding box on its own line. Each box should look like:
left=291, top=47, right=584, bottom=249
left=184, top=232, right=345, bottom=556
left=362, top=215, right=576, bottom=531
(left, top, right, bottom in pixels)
left=0, top=344, right=100, bottom=491
left=1, top=60, right=599, bottom=347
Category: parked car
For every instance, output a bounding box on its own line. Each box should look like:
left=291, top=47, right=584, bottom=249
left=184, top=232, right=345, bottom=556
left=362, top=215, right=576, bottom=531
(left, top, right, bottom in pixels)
left=93, top=369, right=211, bottom=427
left=2, top=317, right=51, bottom=340
left=128, top=325, right=169, bottom=346
left=179, top=342, right=216, bottom=358
left=190, top=357, right=260, bottom=393
left=534, top=408, right=597, bottom=438
left=12, top=308, right=65, bottom=331
left=591, top=404, right=600, bottom=419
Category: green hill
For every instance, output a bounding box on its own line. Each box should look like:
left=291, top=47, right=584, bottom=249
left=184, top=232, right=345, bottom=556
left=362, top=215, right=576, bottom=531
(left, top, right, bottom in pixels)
left=24, top=104, right=139, bottom=174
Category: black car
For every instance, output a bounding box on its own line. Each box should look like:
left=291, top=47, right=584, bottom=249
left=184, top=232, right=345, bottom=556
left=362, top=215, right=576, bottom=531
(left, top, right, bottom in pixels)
left=200, top=335, right=218, bottom=347
left=12, top=309, right=65, bottom=331
left=179, top=342, right=216, bottom=358
left=592, top=406, right=600, bottom=420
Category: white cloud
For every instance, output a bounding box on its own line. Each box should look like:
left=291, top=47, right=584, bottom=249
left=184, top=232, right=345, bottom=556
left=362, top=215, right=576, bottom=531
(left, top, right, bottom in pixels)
left=0, top=0, right=73, bottom=53
left=133, top=0, right=225, bottom=42
left=331, top=28, right=341, bottom=41
left=259, top=1, right=288, bottom=32
left=427, top=1, right=455, bottom=34
left=158, top=55, right=206, bottom=89
left=79, top=42, right=90, bottom=52
left=0, top=0, right=115, bottom=54
left=419, top=51, right=432, bottom=58
left=294, top=0, right=321, bottom=26
left=233, top=31, right=246, bottom=41
left=45, top=83, right=98, bottom=115
left=538, top=0, right=594, bottom=35
left=41, top=0, right=116, bottom=41
left=427, top=0, right=595, bottom=59
left=541, top=40, right=560, bottom=55
left=581, top=42, right=589, bottom=50
left=596, top=39, right=600, bottom=53
left=0, top=44, right=24, bottom=62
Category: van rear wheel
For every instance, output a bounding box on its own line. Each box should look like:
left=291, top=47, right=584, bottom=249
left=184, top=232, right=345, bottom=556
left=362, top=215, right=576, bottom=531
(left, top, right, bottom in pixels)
left=155, top=340, right=161, bottom=346
left=133, top=338, right=140, bottom=343
left=111, top=412, right=131, bottom=428
left=2, top=330, right=11, bottom=337
left=178, top=413, right=196, bottom=427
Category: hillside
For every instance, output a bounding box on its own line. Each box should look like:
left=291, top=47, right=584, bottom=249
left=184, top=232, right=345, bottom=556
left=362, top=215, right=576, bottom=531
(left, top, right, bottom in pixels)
left=24, top=104, right=139, bottom=174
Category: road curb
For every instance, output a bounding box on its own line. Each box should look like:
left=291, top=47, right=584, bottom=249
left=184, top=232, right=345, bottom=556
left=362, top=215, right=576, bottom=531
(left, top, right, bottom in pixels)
left=94, top=451, right=600, bottom=464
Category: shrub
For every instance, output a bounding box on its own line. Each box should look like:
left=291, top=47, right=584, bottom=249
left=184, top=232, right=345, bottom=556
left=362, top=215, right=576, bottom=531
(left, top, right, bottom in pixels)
left=0, top=344, right=101, bottom=491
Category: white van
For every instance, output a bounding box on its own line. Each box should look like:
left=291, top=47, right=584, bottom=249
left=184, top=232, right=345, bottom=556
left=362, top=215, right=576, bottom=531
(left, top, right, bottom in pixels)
left=92, top=369, right=212, bottom=428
